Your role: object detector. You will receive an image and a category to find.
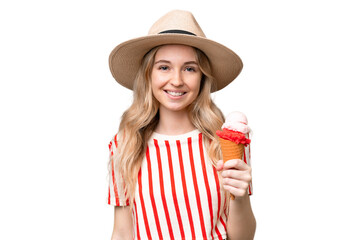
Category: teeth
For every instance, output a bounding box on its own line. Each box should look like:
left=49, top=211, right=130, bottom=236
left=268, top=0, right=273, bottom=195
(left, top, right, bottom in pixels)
left=167, top=91, right=185, bottom=96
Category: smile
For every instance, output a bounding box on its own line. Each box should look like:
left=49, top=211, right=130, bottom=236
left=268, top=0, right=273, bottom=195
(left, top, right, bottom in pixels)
left=165, top=90, right=186, bottom=97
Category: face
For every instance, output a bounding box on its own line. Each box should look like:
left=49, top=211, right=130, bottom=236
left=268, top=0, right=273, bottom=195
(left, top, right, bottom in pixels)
left=151, top=45, right=202, bottom=114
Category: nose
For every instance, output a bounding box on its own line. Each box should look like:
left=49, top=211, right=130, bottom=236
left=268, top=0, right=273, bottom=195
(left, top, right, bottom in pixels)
left=170, top=70, right=184, bottom=87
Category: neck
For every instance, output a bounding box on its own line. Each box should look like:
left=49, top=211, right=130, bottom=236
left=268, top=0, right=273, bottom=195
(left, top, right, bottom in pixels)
left=155, top=107, right=196, bottom=135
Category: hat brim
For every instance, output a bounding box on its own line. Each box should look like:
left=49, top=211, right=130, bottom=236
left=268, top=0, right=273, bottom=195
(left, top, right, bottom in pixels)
left=109, top=33, right=243, bottom=92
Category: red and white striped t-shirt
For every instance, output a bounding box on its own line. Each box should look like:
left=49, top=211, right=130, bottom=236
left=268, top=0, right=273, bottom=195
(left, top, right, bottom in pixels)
left=108, top=129, right=252, bottom=240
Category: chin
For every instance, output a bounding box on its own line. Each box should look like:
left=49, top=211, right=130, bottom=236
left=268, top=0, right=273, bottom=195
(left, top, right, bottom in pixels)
left=161, top=103, right=192, bottom=113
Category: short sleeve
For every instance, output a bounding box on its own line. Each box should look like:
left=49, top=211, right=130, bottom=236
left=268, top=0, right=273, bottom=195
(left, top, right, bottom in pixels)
left=243, top=133, right=253, bottom=195
left=107, top=134, right=129, bottom=206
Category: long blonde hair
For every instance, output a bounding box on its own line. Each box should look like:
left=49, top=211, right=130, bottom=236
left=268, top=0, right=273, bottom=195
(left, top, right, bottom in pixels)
left=112, top=45, right=224, bottom=206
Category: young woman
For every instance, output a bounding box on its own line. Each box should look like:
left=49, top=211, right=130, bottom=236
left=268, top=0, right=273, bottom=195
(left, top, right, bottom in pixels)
left=107, top=10, right=256, bottom=240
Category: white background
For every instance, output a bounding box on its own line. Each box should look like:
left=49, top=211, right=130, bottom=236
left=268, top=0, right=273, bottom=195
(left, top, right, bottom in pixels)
left=1, top=0, right=359, bottom=239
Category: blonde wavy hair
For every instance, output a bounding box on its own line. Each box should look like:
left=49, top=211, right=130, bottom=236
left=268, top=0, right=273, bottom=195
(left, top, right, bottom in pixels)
left=111, top=45, right=225, bottom=206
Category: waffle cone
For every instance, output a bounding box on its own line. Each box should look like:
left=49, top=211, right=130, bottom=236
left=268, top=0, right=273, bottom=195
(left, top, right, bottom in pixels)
left=219, top=138, right=244, bottom=162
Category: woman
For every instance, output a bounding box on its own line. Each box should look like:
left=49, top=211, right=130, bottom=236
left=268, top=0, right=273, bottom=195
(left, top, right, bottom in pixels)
left=108, top=10, right=256, bottom=240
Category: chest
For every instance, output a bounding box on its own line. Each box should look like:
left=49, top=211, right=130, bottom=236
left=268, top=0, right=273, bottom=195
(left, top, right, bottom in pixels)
left=135, top=137, right=224, bottom=213
left=131, top=134, right=228, bottom=239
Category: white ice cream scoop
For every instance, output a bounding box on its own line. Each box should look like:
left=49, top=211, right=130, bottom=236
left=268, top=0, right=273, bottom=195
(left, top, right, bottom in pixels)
left=222, top=111, right=250, bottom=134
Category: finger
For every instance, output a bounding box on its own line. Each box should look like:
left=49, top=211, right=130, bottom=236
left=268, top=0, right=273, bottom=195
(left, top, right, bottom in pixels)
left=223, top=177, right=249, bottom=190
left=223, top=185, right=247, bottom=198
left=222, top=169, right=252, bottom=182
left=216, top=160, right=224, bottom=171
left=223, top=158, right=250, bottom=171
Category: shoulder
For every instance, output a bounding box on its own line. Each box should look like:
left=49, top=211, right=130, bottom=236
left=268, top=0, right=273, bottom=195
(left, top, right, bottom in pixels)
left=109, top=131, right=122, bottom=155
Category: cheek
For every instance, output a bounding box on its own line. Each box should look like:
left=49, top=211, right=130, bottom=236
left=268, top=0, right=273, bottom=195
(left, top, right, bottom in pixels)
left=150, top=73, right=159, bottom=91
left=151, top=72, right=166, bottom=89
left=190, top=75, right=202, bottom=93
left=150, top=73, right=165, bottom=102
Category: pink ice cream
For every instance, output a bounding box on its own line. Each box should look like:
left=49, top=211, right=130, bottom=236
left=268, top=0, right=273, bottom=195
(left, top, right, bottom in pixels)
left=216, top=111, right=251, bottom=145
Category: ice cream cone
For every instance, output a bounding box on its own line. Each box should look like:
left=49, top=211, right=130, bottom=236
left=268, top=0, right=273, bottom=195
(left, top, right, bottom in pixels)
left=216, top=111, right=251, bottom=200
left=219, top=138, right=244, bottom=162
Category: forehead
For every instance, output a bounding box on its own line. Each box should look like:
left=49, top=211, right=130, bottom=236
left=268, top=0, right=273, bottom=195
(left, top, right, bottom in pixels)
left=155, top=44, right=197, bottom=61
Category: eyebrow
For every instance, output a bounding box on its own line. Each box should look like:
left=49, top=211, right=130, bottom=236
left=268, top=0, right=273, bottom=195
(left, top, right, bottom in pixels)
left=184, top=61, right=198, bottom=65
left=154, top=60, right=198, bottom=65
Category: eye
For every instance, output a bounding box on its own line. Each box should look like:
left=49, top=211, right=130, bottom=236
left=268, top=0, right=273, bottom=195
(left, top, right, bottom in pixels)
left=185, top=67, right=196, bottom=72
left=159, top=66, right=169, bottom=71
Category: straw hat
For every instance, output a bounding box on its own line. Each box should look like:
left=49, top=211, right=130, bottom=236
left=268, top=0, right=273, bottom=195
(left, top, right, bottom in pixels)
left=109, top=10, right=243, bottom=92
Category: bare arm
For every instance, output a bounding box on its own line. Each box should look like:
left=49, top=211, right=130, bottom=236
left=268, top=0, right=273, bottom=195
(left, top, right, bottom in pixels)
left=111, top=206, right=133, bottom=240
left=227, top=194, right=256, bottom=240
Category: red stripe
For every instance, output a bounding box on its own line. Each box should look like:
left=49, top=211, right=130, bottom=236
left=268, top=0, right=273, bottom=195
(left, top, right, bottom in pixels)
left=134, top=202, right=141, bottom=240
left=243, top=147, right=252, bottom=195
left=146, top=147, right=163, bottom=239
left=220, top=216, right=227, bottom=232
left=247, top=140, right=252, bottom=195
left=138, top=168, right=152, bottom=239
left=213, top=165, right=221, bottom=225
left=176, top=140, right=196, bottom=239
left=248, top=143, right=253, bottom=195
left=154, top=139, right=174, bottom=239
left=111, top=135, right=120, bottom=206
left=220, top=194, right=228, bottom=232
left=111, top=159, right=120, bottom=206
left=220, top=194, right=228, bottom=231
left=187, top=137, right=207, bottom=239
left=213, top=163, right=223, bottom=239
left=198, top=133, right=214, bottom=239
left=215, top=226, right=223, bottom=239
left=108, top=141, right=113, bottom=152
left=243, top=146, right=247, bottom=164
left=248, top=134, right=251, bottom=159
left=107, top=186, right=111, bottom=205
left=114, top=134, right=118, bottom=148
left=166, top=140, right=185, bottom=239
left=213, top=165, right=223, bottom=239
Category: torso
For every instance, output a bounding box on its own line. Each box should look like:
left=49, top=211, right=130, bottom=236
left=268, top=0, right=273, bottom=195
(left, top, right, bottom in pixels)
left=133, top=129, right=228, bottom=239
